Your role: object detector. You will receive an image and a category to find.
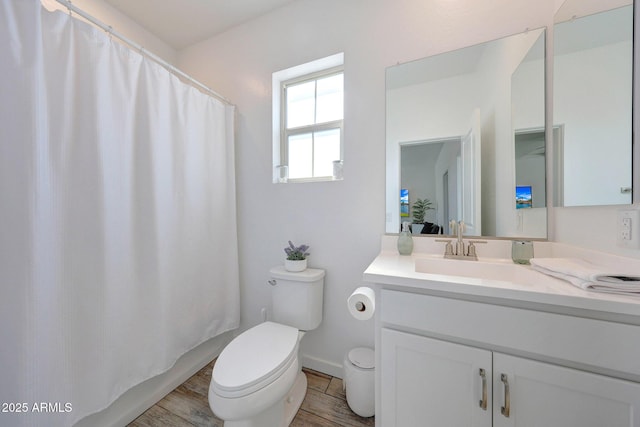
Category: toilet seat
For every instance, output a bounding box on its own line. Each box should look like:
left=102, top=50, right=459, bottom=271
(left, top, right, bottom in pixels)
left=211, top=321, right=299, bottom=398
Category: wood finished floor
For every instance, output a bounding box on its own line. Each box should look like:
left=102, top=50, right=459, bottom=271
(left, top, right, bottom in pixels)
left=129, top=359, right=375, bottom=427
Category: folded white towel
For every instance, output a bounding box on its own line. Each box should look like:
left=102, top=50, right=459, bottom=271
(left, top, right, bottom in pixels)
left=530, top=258, right=640, bottom=295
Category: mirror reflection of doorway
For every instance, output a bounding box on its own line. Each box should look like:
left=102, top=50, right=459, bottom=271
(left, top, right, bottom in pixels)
left=514, top=128, right=546, bottom=209
left=400, top=137, right=460, bottom=234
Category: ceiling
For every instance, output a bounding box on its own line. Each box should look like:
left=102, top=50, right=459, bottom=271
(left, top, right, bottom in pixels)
left=103, top=0, right=300, bottom=49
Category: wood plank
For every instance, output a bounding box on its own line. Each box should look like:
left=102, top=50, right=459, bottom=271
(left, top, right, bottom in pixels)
left=156, top=385, right=222, bottom=427
left=301, top=388, right=375, bottom=427
left=303, top=368, right=331, bottom=393
left=129, top=404, right=195, bottom=427
left=291, top=409, right=345, bottom=427
left=181, top=369, right=211, bottom=398
left=326, top=377, right=346, bottom=400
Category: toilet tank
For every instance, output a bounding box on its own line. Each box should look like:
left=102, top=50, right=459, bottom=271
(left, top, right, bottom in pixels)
left=269, top=266, right=325, bottom=331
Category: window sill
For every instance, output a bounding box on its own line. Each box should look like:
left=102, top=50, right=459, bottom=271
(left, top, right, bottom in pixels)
left=275, top=176, right=343, bottom=184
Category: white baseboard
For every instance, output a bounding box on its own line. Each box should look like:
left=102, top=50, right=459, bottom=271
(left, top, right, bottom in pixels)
left=74, top=331, right=234, bottom=427
left=301, top=353, right=344, bottom=379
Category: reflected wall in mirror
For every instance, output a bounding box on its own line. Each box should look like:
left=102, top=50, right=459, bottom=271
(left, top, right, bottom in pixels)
left=553, top=1, right=633, bottom=207
left=386, top=28, right=546, bottom=238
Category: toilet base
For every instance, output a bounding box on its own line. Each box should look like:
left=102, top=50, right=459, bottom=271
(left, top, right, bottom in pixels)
left=284, top=371, right=307, bottom=426
left=220, top=370, right=307, bottom=427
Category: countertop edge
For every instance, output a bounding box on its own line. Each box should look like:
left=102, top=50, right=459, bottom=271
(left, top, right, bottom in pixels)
left=363, top=253, right=640, bottom=321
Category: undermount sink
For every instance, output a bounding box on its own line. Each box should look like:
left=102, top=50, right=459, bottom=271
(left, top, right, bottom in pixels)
left=414, top=257, right=540, bottom=285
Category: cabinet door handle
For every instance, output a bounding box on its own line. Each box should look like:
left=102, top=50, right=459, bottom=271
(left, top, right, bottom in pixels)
left=478, top=368, right=487, bottom=410
left=500, top=373, right=511, bottom=417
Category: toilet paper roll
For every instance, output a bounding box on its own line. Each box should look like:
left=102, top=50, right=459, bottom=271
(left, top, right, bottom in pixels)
left=347, top=287, right=376, bottom=320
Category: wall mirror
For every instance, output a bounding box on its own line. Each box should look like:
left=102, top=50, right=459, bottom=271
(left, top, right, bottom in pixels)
left=553, top=0, right=633, bottom=207
left=386, top=28, right=546, bottom=238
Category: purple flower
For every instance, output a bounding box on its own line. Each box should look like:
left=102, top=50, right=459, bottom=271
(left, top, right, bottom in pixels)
left=284, top=240, right=310, bottom=260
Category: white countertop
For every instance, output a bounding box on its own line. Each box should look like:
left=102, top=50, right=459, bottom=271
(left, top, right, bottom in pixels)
left=363, top=237, right=640, bottom=319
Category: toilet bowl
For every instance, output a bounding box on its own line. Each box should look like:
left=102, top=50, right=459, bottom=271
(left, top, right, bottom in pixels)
left=209, top=322, right=304, bottom=425
left=208, top=266, right=325, bottom=427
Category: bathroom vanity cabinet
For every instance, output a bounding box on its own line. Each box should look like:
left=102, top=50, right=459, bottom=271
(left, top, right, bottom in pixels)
left=377, top=289, right=640, bottom=427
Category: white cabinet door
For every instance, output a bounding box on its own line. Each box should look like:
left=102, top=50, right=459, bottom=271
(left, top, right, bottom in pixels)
left=493, top=353, right=640, bottom=427
left=381, top=328, right=492, bottom=427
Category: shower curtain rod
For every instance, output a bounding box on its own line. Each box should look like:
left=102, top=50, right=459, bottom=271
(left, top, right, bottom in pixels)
left=53, top=0, right=233, bottom=106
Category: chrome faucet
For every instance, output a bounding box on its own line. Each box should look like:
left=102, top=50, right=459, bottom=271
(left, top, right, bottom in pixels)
left=436, top=220, right=486, bottom=261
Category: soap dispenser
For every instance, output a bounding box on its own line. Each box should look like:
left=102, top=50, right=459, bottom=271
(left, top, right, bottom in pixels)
left=397, top=222, right=414, bottom=255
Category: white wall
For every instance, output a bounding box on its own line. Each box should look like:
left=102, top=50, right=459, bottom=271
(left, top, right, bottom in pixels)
left=387, top=75, right=476, bottom=143
left=554, top=41, right=632, bottom=206
left=179, top=0, right=557, bottom=375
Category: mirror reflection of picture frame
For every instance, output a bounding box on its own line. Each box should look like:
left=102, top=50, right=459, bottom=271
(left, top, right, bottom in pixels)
left=400, top=189, right=409, bottom=217
left=516, top=186, right=532, bottom=209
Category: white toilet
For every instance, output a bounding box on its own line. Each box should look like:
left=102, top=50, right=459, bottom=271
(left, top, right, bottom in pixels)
left=209, top=266, right=325, bottom=427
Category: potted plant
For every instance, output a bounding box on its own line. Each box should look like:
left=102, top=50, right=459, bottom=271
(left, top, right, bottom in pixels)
left=412, top=198, right=433, bottom=234
left=284, top=240, right=310, bottom=272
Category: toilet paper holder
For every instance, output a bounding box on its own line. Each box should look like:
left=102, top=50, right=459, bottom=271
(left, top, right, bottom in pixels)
left=347, top=287, right=376, bottom=320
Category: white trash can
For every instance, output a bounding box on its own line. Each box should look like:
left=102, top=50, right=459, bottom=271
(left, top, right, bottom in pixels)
left=343, top=347, right=375, bottom=417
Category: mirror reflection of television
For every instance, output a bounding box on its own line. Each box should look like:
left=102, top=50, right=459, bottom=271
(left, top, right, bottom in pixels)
left=516, top=186, right=532, bottom=209
left=400, top=189, right=410, bottom=216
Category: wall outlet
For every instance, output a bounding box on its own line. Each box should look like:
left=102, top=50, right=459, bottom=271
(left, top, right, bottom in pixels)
left=617, top=209, right=640, bottom=249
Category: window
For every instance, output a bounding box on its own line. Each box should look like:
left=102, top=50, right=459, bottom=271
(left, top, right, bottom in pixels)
left=273, top=54, right=344, bottom=183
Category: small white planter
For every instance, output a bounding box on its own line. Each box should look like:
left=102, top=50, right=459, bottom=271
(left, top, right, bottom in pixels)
left=284, top=258, right=307, bottom=272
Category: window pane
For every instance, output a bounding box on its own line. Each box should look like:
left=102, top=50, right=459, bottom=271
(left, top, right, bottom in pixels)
left=286, top=81, right=315, bottom=129
left=316, top=74, right=343, bottom=124
left=288, top=133, right=313, bottom=179
left=313, top=129, right=341, bottom=177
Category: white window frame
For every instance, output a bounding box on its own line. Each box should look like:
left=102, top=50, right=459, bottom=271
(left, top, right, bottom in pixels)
left=272, top=53, right=344, bottom=183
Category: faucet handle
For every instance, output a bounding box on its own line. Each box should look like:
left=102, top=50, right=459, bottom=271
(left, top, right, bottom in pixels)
left=435, top=239, right=454, bottom=256
left=466, top=240, right=487, bottom=258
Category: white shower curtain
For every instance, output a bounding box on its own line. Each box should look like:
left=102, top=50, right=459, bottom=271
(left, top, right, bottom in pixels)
left=0, top=1, right=240, bottom=425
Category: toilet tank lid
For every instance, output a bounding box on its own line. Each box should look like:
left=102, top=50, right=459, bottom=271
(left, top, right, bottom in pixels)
left=348, top=347, right=375, bottom=369
left=270, top=266, right=325, bottom=282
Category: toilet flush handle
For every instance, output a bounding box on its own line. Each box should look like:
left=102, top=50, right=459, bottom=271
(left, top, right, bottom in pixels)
left=268, top=279, right=277, bottom=286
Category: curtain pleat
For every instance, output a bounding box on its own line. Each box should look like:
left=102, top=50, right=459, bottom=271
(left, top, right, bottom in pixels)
left=0, top=1, right=239, bottom=425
